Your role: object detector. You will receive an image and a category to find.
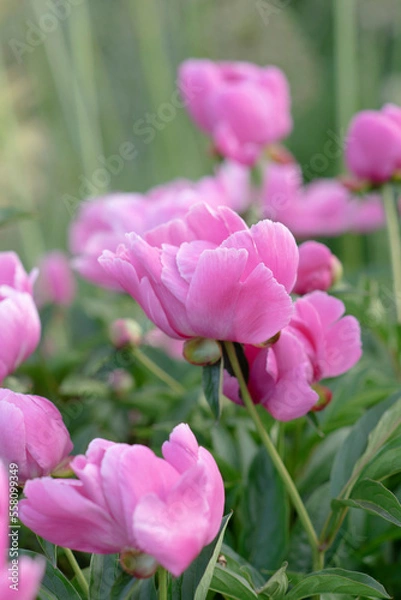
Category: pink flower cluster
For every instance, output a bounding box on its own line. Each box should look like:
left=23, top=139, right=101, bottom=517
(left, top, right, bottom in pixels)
left=0, top=56, right=379, bottom=584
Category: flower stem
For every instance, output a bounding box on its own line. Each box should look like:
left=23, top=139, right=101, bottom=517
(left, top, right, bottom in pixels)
left=383, top=184, right=401, bottom=323
left=64, top=548, right=89, bottom=597
left=158, top=567, right=168, bottom=600
left=223, top=342, right=320, bottom=568
left=133, top=347, right=185, bottom=395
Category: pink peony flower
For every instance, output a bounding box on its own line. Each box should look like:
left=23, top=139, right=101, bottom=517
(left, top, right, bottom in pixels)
left=69, top=163, right=250, bottom=290
left=0, top=253, right=41, bottom=384
left=345, top=104, right=401, bottom=183
left=99, top=203, right=299, bottom=345
left=179, top=59, right=292, bottom=165
left=0, top=462, right=44, bottom=599
left=69, top=193, right=149, bottom=290
left=20, top=424, right=224, bottom=578
left=224, top=291, right=362, bottom=421
left=35, top=251, right=76, bottom=308
left=0, top=389, right=73, bottom=483
left=261, top=162, right=385, bottom=238
left=289, top=291, right=362, bottom=381
left=293, top=241, right=341, bottom=296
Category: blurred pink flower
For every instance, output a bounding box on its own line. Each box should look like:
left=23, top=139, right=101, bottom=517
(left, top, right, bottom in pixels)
left=345, top=104, right=401, bottom=183
left=69, top=193, right=149, bottom=290
left=144, top=328, right=185, bottom=361
left=224, top=291, right=361, bottom=421
left=0, top=389, right=73, bottom=483
left=100, top=203, right=298, bottom=345
left=261, top=162, right=385, bottom=238
left=20, top=424, right=224, bottom=578
left=0, top=463, right=44, bottom=599
left=69, top=163, right=250, bottom=290
left=179, top=59, right=292, bottom=165
left=109, top=319, right=143, bottom=348
left=35, top=251, right=76, bottom=308
left=293, top=241, right=341, bottom=295
left=0, top=253, right=41, bottom=384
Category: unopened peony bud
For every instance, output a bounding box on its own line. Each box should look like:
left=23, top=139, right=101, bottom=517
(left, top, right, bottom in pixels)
left=183, top=338, right=222, bottom=366
left=109, top=319, right=143, bottom=348
left=294, top=242, right=342, bottom=296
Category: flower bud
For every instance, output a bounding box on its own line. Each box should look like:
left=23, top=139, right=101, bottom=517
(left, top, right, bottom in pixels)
left=294, top=242, right=342, bottom=296
left=109, top=319, right=143, bottom=348
left=183, top=338, right=222, bottom=366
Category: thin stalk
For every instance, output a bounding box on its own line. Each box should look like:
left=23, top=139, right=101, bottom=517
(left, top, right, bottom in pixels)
left=64, top=548, right=89, bottom=597
left=0, top=48, right=45, bottom=267
left=383, top=184, right=401, bottom=323
left=334, top=0, right=363, bottom=271
left=133, top=348, right=185, bottom=395
left=223, top=342, right=320, bottom=568
left=158, top=567, right=168, bottom=600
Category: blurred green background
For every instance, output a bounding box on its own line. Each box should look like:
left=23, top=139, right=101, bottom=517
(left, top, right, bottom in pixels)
left=0, top=0, right=400, bottom=269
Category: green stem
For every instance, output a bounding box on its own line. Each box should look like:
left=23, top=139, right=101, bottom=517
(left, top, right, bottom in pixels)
left=133, top=348, right=185, bottom=395
left=158, top=567, right=168, bottom=600
left=383, top=184, right=401, bottom=323
left=223, top=342, right=320, bottom=568
left=64, top=548, right=89, bottom=597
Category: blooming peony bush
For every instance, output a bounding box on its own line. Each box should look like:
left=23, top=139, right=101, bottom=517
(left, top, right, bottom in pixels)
left=1, top=51, right=401, bottom=600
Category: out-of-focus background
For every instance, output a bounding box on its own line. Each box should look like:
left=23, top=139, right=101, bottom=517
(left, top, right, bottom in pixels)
left=0, top=0, right=400, bottom=268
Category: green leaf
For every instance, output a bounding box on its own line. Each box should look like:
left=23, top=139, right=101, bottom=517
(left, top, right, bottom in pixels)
left=330, top=394, right=400, bottom=498
left=37, top=537, right=57, bottom=567
left=285, top=568, right=390, bottom=600
left=21, top=551, right=83, bottom=600
left=352, top=396, right=401, bottom=482
left=209, top=565, right=258, bottom=599
left=202, top=360, right=223, bottom=420
left=0, top=207, right=33, bottom=228
left=110, top=574, right=157, bottom=600
left=363, top=435, right=401, bottom=481
left=59, top=375, right=109, bottom=398
left=89, top=553, right=121, bottom=599
left=258, top=562, right=288, bottom=599
left=240, top=447, right=288, bottom=570
left=192, top=514, right=231, bottom=600
left=333, top=479, right=401, bottom=527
